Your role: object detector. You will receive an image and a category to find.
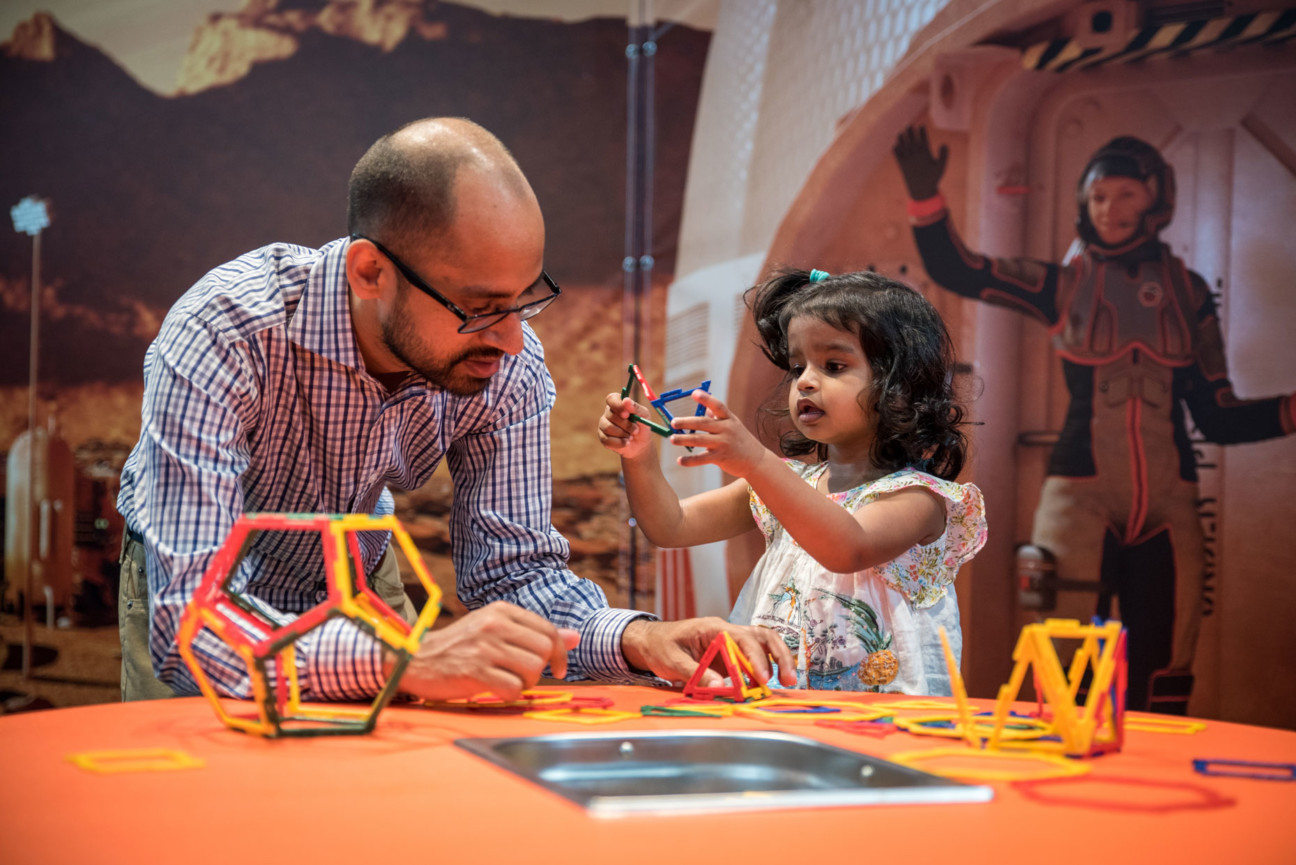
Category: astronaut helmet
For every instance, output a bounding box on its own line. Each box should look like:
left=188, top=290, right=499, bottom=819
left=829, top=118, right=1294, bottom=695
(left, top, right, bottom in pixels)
left=1075, top=136, right=1176, bottom=251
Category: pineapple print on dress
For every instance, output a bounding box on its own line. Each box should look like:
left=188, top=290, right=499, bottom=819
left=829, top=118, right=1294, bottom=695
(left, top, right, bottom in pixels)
left=825, top=591, right=899, bottom=690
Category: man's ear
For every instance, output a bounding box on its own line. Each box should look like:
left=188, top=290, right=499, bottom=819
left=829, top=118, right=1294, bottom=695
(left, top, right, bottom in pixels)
left=346, top=238, right=385, bottom=300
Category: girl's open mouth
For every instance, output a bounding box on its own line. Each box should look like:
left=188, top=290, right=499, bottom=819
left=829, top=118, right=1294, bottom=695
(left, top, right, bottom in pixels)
left=796, top=399, right=824, bottom=423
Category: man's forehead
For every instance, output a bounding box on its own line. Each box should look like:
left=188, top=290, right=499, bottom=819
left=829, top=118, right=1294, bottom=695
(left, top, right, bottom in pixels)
left=452, top=272, right=545, bottom=300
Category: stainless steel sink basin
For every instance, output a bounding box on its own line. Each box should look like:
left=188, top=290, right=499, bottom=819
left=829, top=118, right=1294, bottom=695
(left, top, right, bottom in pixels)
left=455, top=729, right=993, bottom=816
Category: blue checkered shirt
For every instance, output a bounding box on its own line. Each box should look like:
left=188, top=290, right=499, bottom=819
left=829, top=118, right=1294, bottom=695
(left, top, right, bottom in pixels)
left=118, top=238, right=650, bottom=700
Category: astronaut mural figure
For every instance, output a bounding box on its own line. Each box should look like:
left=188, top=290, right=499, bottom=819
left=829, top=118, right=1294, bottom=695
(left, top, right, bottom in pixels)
left=893, top=126, right=1296, bottom=713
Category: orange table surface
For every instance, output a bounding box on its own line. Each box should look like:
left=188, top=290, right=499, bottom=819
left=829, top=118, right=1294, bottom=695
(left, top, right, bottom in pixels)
left=2, top=686, right=1294, bottom=865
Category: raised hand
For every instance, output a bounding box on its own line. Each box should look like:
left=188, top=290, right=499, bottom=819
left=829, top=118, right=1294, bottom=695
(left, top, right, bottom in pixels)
left=668, top=390, right=769, bottom=478
left=893, top=124, right=948, bottom=201
left=598, top=392, right=656, bottom=461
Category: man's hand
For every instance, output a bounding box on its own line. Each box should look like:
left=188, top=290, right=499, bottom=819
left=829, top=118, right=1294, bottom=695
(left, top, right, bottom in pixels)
left=387, top=602, right=580, bottom=702
left=598, top=392, right=656, bottom=461
left=893, top=124, right=947, bottom=201
left=621, top=617, right=797, bottom=688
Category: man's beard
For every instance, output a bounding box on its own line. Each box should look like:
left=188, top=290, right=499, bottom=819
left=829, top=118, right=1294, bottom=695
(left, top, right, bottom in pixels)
left=381, top=290, right=502, bottom=396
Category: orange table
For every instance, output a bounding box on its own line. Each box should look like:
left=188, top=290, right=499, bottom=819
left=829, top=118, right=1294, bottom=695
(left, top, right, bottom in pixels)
left=2, top=686, right=1294, bottom=864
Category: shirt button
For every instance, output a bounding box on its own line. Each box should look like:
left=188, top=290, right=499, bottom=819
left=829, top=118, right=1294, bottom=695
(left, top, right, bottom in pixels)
left=314, top=590, right=328, bottom=603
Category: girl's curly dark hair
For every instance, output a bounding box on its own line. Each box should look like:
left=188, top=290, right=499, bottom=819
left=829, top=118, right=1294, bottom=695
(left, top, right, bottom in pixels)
left=747, top=268, right=969, bottom=480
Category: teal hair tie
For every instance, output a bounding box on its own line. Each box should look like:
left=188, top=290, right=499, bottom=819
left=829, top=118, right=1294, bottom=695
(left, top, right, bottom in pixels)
left=809, top=269, right=830, bottom=282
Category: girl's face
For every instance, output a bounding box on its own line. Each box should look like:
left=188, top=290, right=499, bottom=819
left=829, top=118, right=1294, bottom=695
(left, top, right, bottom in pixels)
left=1086, top=175, right=1154, bottom=247
left=786, top=315, right=874, bottom=456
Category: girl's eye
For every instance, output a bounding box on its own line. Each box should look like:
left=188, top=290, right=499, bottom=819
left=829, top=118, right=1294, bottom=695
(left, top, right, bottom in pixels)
left=825, top=361, right=847, bottom=373
left=789, top=364, right=805, bottom=376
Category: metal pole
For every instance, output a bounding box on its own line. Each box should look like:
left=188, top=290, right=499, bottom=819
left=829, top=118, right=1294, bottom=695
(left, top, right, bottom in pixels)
left=23, top=229, right=40, bottom=678
left=622, top=0, right=656, bottom=611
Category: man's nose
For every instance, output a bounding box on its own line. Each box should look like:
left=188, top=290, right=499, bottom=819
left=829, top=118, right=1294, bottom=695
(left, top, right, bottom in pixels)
left=480, top=311, right=525, bottom=355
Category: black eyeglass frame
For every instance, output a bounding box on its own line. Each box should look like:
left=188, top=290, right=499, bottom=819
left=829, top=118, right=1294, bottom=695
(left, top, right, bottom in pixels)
left=350, top=233, right=561, bottom=334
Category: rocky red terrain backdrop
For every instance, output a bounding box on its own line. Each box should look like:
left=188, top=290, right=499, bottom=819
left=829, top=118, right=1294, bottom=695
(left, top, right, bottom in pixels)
left=0, top=1, right=708, bottom=610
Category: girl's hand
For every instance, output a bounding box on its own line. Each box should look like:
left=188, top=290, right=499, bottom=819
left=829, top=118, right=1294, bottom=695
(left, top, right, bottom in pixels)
left=598, top=392, right=655, bottom=461
left=669, top=390, right=768, bottom=477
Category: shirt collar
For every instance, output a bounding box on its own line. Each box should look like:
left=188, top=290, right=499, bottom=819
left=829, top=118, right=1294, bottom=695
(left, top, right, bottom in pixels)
left=285, top=237, right=364, bottom=370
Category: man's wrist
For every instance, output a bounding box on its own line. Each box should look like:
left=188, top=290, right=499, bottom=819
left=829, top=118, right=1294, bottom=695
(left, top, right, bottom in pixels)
left=620, top=618, right=656, bottom=674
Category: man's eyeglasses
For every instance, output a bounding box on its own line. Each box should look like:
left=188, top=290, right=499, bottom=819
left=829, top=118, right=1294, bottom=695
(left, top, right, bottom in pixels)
left=350, top=234, right=561, bottom=334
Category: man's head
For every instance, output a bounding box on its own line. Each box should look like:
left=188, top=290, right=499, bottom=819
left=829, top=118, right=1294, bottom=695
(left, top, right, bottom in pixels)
left=1075, top=136, right=1175, bottom=252
left=345, top=118, right=550, bottom=395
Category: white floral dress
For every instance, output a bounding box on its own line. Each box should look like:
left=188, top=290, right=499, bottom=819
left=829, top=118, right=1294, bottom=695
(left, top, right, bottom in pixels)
left=729, top=463, right=987, bottom=695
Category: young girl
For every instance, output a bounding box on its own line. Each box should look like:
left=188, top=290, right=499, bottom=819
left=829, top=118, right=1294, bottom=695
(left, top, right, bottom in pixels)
left=598, top=269, right=986, bottom=695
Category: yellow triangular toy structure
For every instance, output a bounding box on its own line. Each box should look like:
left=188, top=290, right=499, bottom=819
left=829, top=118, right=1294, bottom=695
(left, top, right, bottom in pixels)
left=682, top=631, right=773, bottom=702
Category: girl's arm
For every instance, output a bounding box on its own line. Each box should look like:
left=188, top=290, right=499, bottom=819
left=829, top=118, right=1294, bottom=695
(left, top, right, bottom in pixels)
left=598, top=392, right=754, bottom=548
left=672, top=391, right=946, bottom=573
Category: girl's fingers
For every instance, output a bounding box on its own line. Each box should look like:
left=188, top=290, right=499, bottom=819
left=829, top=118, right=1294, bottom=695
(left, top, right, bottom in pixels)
left=604, top=392, right=652, bottom=419
left=673, top=441, right=721, bottom=467
left=689, top=389, right=729, bottom=419
left=669, top=432, right=719, bottom=450
left=600, top=414, right=646, bottom=447
left=670, top=414, right=719, bottom=433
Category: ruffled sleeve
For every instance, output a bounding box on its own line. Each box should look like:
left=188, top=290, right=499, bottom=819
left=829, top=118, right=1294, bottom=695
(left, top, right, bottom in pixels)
left=845, top=469, right=988, bottom=607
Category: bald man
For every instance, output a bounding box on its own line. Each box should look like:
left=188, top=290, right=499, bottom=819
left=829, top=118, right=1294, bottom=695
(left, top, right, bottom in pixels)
left=117, top=118, right=793, bottom=705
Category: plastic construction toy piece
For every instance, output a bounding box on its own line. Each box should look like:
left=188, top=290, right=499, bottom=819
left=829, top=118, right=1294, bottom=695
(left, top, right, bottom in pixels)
left=178, top=513, right=441, bottom=738
left=649, top=379, right=712, bottom=429
left=935, top=625, right=986, bottom=743
left=735, top=698, right=889, bottom=723
left=1191, top=758, right=1296, bottom=781
left=620, top=364, right=712, bottom=440
left=1124, top=717, right=1206, bottom=735
left=682, top=631, right=773, bottom=702
left=870, top=699, right=964, bottom=713
left=1000, top=619, right=1126, bottom=758
left=1015, top=775, right=1236, bottom=812
left=815, top=718, right=898, bottom=738
left=524, top=707, right=642, bottom=725
left=661, top=697, right=739, bottom=716
left=894, top=712, right=1052, bottom=741
left=67, top=749, right=205, bottom=774
left=423, top=690, right=577, bottom=710
left=939, top=620, right=1128, bottom=758
left=425, top=693, right=616, bottom=715
left=641, top=705, right=728, bottom=718
left=891, top=747, right=1091, bottom=783
left=620, top=365, right=673, bottom=437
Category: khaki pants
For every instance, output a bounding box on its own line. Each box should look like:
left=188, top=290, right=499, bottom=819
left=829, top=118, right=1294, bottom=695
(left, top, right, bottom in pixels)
left=118, top=534, right=415, bottom=701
